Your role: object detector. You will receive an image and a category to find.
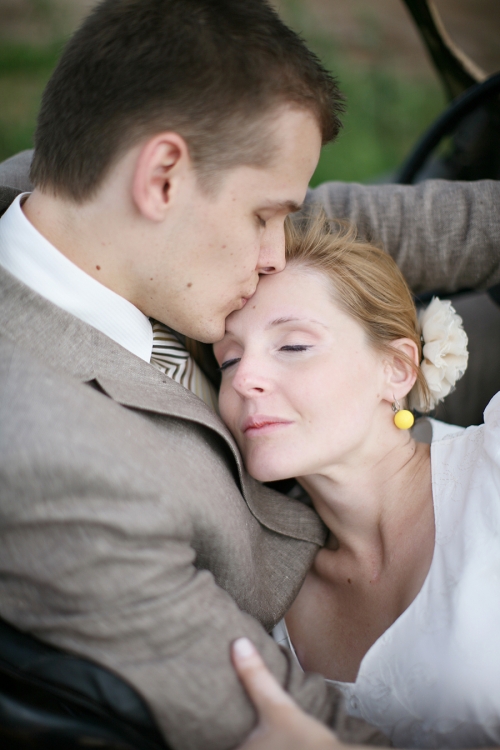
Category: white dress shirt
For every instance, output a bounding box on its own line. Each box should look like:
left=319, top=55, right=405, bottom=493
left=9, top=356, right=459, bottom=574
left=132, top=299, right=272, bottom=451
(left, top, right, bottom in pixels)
left=0, top=193, right=153, bottom=361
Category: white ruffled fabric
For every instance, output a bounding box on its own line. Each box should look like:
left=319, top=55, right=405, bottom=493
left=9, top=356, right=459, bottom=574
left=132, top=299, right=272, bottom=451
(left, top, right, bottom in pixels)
left=410, top=297, right=469, bottom=412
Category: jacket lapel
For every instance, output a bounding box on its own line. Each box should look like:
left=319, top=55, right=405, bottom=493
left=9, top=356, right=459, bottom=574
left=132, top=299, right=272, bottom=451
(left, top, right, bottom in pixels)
left=92, top=336, right=245, bottom=475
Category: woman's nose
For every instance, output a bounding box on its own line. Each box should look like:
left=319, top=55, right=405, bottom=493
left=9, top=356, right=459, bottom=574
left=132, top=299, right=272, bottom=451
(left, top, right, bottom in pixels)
left=232, top=357, right=269, bottom=397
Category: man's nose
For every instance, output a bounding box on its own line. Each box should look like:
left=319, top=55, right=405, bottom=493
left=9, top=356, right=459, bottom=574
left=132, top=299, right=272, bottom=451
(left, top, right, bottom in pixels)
left=257, top=224, right=286, bottom=275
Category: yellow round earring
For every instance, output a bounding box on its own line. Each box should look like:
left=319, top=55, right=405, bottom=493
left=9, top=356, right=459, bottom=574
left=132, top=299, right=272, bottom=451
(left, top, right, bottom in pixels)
left=392, top=398, right=414, bottom=430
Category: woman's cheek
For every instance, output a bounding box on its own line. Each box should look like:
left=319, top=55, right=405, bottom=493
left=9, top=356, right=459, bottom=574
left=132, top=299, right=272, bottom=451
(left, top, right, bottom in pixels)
left=219, top=386, right=240, bottom=433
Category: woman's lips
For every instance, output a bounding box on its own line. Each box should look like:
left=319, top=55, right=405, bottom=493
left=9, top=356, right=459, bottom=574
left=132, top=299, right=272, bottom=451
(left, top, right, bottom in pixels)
left=242, top=416, right=293, bottom=436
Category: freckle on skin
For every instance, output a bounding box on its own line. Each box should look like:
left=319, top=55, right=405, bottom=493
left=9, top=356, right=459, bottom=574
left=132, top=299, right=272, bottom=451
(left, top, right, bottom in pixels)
left=347, top=578, right=351, bottom=584
left=187, top=282, right=192, bottom=288
left=150, top=278, right=153, bottom=281
left=96, top=265, right=101, bottom=270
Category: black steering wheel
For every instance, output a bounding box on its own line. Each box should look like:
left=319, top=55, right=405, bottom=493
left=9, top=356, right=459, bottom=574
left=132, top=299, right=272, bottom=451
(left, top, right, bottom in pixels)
left=397, top=71, right=500, bottom=184
left=396, top=71, right=500, bottom=305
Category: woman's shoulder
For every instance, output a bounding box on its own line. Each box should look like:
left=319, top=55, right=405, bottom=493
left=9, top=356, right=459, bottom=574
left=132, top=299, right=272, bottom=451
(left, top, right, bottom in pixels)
left=414, top=390, right=500, bottom=448
left=412, top=417, right=465, bottom=444
left=483, top=391, right=500, bottom=465
left=427, top=391, right=500, bottom=484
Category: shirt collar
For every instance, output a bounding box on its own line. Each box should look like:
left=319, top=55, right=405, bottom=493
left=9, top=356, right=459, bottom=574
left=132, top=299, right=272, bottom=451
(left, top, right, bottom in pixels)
left=0, top=193, right=153, bottom=362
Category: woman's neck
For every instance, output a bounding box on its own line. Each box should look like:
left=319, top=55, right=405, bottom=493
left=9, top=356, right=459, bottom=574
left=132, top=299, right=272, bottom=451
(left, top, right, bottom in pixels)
left=298, top=434, right=432, bottom=577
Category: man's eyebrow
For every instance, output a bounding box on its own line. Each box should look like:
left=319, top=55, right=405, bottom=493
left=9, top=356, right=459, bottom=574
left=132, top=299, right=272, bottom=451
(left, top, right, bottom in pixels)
left=267, top=316, right=327, bottom=329
left=259, top=200, right=302, bottom=213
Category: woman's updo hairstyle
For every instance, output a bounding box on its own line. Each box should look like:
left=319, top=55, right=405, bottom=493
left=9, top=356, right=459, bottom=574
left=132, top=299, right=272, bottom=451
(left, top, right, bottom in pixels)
left=284, top=210, right=431, bottom=412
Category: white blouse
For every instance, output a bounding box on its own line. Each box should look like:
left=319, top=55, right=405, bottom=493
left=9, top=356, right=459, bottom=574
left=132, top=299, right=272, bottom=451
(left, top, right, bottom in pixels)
left=274, top=395, right=500, bottom=748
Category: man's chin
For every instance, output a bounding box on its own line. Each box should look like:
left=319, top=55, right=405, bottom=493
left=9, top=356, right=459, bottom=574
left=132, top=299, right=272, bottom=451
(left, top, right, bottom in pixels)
left=158, top=318, right=225, bottom=345
left=193, top=324, right=226, bottom=345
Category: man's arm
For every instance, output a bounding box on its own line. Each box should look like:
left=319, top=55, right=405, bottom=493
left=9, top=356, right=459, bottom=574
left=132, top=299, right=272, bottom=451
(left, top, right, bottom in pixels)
left=2, top=151, right=499, bottom=295
left=0, top=149, right=34, bottom=191
left=306, top=179, right=500, bottom=294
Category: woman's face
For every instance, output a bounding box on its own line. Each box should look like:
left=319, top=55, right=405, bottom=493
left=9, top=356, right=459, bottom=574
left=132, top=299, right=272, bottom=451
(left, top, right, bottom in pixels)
left=214, top=264, right=392, bottom=483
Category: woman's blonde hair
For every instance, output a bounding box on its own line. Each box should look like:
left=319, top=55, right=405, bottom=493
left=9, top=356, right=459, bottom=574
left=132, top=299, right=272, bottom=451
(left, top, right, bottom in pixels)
left=284, top=211, right=430, bottom=412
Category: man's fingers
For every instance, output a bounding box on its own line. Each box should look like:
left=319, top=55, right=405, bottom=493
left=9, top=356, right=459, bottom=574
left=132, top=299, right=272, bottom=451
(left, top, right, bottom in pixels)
left=231, top=637, right=296, bottom=714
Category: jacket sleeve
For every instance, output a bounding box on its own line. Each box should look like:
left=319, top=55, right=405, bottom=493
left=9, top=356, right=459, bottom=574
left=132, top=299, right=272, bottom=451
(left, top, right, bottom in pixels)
left=0, top=149, right=34, bottom=191
left=306, top=179, right=500, bottom=294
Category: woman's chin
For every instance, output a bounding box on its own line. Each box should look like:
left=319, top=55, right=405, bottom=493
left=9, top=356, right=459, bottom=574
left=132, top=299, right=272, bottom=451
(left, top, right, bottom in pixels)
left=245, top=458, right=292, bottom=484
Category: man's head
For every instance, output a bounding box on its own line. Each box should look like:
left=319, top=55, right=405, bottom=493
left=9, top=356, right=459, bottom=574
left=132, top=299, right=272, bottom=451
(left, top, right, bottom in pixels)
left=31, top=0, right=342, bottom=200
left=27, top=0, right=344, bottom=342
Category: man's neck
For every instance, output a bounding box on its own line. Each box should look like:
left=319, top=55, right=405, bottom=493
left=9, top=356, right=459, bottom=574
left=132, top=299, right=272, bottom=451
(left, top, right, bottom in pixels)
left=23, top=188, right=138, bottom=305
left=0, top=189, right=154, bottom=362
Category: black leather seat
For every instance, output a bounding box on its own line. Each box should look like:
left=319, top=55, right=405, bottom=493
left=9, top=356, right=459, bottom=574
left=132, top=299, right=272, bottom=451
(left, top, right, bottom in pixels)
left=0, top=617, right=169, bottom=749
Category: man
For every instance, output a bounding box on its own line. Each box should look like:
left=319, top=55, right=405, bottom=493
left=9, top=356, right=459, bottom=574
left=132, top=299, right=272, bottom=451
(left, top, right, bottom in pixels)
left=1, top=2, right=500, bottom=750
left=0, top=1, right=380, bottom=749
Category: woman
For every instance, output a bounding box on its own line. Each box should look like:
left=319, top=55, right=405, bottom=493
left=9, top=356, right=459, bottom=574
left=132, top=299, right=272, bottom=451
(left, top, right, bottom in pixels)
left=213, top=214, right=500, bottom=749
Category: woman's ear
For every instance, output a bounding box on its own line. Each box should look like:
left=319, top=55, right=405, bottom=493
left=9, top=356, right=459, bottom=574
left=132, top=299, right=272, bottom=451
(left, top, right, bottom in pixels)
left=382, top=338, right=419, bottom=402
left=131, top=131, right=191, bottom=222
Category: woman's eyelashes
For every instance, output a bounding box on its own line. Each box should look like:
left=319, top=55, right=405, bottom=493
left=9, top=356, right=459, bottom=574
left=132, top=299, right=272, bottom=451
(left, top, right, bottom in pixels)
left=218, top=344, right=313, bottom=372
left=279, top=344, right=312, bottom=352
left=218, top=357, right=241, bottom=372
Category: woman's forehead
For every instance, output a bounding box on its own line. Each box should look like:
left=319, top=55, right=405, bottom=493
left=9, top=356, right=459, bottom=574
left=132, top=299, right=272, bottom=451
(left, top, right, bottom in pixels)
left=222, top=265, right=354, bottom=340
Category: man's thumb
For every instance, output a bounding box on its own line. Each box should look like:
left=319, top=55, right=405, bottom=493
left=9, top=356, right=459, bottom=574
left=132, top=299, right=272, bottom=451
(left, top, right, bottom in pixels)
left=231, top=637, right=296, bottom=716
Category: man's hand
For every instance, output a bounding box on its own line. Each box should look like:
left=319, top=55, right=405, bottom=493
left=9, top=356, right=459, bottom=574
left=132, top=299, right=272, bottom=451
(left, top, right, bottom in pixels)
left=232, top=637, right=342, bottom=750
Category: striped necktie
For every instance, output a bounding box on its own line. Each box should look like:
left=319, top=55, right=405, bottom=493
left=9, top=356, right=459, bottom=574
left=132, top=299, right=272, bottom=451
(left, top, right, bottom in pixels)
left=150, top=320, right=219, bottom=412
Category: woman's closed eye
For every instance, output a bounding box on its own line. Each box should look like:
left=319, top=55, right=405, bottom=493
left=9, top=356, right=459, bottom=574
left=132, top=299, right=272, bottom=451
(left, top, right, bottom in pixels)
left=218, top=345, right=313, bottom=372
left=218, top=357, right=241, bottom=372
left=279, top=344, right=312, bottom=353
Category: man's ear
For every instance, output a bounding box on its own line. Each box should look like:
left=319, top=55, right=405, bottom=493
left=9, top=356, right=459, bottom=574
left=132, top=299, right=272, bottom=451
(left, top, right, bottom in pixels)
left=132, top=132, right=191, bottom=222
left=382, top=338, right=419, bottom=402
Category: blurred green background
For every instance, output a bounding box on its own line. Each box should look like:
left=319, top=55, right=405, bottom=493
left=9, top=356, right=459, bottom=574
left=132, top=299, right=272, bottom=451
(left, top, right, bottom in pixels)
left=0, top=0, right=498, bottom=185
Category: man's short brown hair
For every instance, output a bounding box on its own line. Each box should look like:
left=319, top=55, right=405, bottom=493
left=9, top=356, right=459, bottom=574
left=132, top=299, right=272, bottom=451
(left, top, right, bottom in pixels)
left=31, top=0, right=344, bottom=202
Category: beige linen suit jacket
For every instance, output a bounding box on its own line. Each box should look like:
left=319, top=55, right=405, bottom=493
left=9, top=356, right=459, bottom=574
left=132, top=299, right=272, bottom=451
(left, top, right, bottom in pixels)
left=0, top=187, right=350, bottom=750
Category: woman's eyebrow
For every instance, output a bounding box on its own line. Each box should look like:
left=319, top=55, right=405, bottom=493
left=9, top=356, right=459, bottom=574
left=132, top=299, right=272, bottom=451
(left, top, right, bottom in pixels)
left=267, top=316, right=327, bottom=329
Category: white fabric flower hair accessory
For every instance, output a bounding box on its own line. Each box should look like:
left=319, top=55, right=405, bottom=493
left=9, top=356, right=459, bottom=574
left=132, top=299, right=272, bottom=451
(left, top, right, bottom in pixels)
left=409, top=297, right=469, bottom=412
